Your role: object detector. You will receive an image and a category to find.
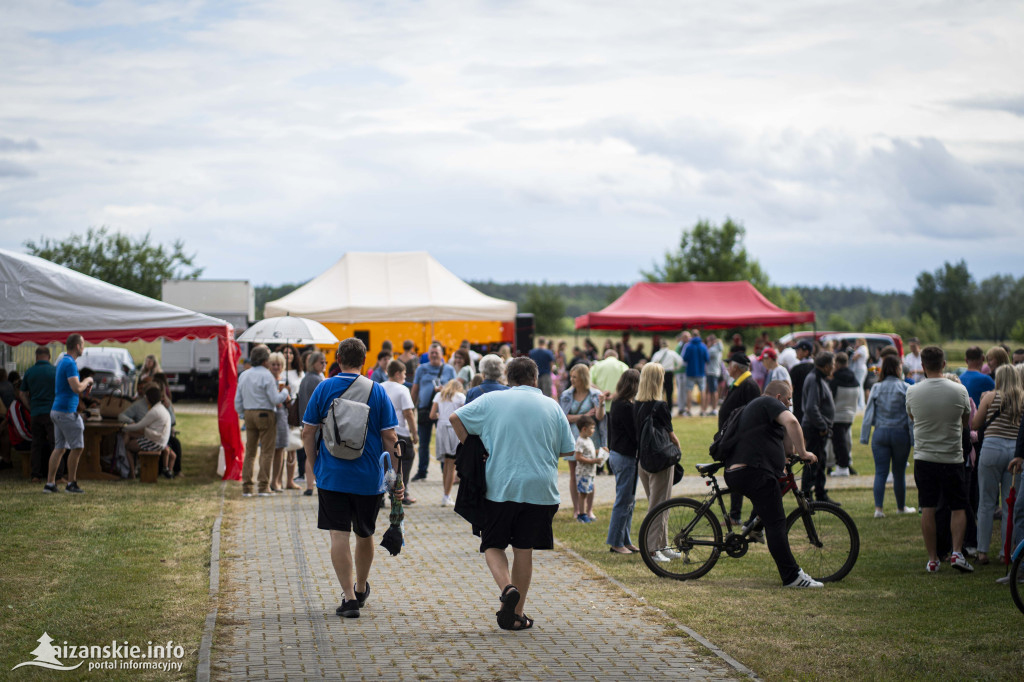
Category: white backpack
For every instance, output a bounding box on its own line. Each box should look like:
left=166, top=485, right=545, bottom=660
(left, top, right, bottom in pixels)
left=320, top=375, right=373, bottom=460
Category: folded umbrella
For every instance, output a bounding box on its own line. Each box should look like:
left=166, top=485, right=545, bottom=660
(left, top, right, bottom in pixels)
left=380, top=454, right=404, bottom=556
left=1004, top=473, right=1017, bottom=566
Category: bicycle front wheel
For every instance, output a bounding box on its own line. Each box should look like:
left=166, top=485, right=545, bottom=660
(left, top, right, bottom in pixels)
left=786, top=501, right=859, bottom=582
left=639, top=497, right=722, bottom=580
left=1010, top=550, right=1024, bottom=615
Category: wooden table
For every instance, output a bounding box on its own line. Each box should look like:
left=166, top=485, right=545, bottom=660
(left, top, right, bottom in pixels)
left=80, top=419, right=123, bottom=481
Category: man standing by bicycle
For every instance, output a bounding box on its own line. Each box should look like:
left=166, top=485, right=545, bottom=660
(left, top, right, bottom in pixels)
left=724, top=380, right=823, bottom=588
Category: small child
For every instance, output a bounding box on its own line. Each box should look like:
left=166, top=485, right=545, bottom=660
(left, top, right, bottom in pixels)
left=430, top=379, right=466, bottom=507
left=574, top=415, right=599, bottom=522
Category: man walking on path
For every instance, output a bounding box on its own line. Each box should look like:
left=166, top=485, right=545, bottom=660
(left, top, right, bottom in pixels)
left=21, top=346, right=56, bottom=481
left=450, top=357, right=575, bottom=631
left=301, top=337, right=401, bottom=619
left=43, top=334, right=93, bottom=494
left=235, top=344, right=290, bottom=497
left=906, top=345, right=973, bottom=574
left=411, top=342, right=455, bottom=480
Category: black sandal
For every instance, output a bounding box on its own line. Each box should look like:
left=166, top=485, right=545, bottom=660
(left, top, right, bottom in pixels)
left=509, top=613, right=534, bottom=630
left=495, top=584, right=520, bottom=630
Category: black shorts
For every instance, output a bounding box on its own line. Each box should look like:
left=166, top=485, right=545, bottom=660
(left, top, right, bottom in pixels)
left=914, top=459, right=968, bottom=510
left=317, top=489, right=384, bottom=538
left=479, top=499, right=559, bottom=552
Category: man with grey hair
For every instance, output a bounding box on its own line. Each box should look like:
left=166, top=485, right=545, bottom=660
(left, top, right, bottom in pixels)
left=450, top=357, right=575, bottom=631
left=235, top=343, right=290, bottom=497
left=466, top=354, right=508, bottom=403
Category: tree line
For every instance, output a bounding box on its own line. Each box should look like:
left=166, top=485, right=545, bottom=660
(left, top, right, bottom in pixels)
left=24, top=225, right=1024, bottom=343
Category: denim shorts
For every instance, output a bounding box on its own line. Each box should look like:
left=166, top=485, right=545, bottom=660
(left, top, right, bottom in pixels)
left=51, top=410, right=84, bottom=450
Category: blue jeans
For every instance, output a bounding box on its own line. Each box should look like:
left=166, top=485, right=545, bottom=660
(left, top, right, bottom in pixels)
left=976, top=436, right=1015, bottom=555
left=871, top=427, right=911, bottom=509
left=606, top=451, right=637, bottom=548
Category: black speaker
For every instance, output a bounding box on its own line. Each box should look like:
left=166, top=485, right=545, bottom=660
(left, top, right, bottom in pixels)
left=515, top=314, right=534, bottom=354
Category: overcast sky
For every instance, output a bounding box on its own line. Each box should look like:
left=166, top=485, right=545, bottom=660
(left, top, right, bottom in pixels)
left=2, top=0, right=1022, bottom=293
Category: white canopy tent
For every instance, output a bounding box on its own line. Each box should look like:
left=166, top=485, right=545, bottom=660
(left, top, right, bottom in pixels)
left=264, top=251, right=517, bottom=322
left=0, top=248, right=245, bottom=479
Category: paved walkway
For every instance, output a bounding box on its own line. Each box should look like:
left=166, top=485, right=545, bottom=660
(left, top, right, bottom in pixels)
left=211, top=473, right=743, bottom=681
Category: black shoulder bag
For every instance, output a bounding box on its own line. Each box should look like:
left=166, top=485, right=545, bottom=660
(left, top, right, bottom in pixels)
left=638, top=404, right=681, bottom=473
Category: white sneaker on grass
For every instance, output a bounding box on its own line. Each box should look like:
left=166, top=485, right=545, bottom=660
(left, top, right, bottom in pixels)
left=874, top=510, right=885, bottom=519
left=832, top=467, right=850, bottom=477
left=651, top=551, right=670, bottom=563
left=661, top=548, right=682, bottom=559
left=926, top=559, right=940, bottom=573
left=897, top=506, right=916, bottom=514
left=784, top=569, right=823, bottom=588
left=950, top=552, right=974, bottom=573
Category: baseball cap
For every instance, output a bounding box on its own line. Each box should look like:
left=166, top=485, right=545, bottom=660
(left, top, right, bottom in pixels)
left=728, top=352, right=750, bottom=367
left=759, top=347, right=778, bottom=361
left=795, top=340, right=813, bottom=352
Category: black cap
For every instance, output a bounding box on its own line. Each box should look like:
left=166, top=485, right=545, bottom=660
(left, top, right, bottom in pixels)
left=728, top=352, right=750, bottom=367
left=795, top=340, right=814, bottom=352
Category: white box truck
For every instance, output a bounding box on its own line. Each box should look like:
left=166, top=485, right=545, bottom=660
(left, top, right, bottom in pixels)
left=161, top=280, right=255, bottom=399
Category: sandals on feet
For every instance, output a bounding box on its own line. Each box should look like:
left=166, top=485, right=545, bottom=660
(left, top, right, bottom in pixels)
left=509, top=613, right=534, bottom=630
left=495, top=584, right=520, bottom=630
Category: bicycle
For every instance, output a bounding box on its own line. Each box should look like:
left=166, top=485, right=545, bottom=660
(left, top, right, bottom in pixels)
left=1010, top=537, right=1024, bottom=615
left=638, top=455, right=859, bottom=582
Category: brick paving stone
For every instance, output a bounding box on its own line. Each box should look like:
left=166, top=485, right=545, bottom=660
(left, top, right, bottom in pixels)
left=210, top=473, right=744, bottom=681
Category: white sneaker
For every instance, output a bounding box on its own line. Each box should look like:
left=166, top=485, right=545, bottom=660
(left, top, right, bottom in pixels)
left=897, top=506, right=916, bottom=514
left=874, top=509, right=885, bottom=518
left=950, top=552, right=974, bottom=573
left=441, top=494, right=454, bottom=507
left=926, top=559, right=940, bottom=573
left=832, top=467, right=850, bottom=477
left=996, top=574, right=1024, bottom=585
left=886, top=472, right=894, bottom=484
left=651, top=551, right=671, bottom=563
left=784, top=569, right=823, bottom=588
left=661, top=548, right=682, bottom=559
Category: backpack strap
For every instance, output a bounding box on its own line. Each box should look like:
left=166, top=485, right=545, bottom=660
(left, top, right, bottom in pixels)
left=340, top=375, right=373, bottom=404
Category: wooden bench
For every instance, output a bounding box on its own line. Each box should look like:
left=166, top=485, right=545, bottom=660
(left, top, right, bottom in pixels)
left=139, top=451, right=162, bottom=483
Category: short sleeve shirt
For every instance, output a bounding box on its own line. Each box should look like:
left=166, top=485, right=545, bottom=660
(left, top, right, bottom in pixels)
left=432, top=392, right=466, bottom=428
left=22, top=361, right=57, bottom=417
left=382, top=380, right=415, bottom=437
left=528, top=348, right=555, bottom=375
left=412, top=363, right=456, bottom=408
left=906, top=378, right=970, bottom=464
left=455, top=386, right=575, bottom=505
left=52, top=355, right=80, bottom=413
left=728, top=396, right=788, bottom=476
left=575, top=435, right=597, bottom=478
left=302, top=373, right=399, bottom=494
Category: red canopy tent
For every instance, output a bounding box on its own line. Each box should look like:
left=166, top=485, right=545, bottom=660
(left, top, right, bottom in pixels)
left=575, top=281, right=816, bottom=331
left=0, top=249, right=245, bottom=480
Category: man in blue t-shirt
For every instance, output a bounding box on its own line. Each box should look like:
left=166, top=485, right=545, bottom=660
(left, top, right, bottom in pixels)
left=301, top=337, right=400, bottom=619
left=451, top=357, right=575, bottom=631
left=528, top=337, right=556, bottom=398
left=21, top=345, right=57, bottom=480
left=682, top=330, right=709, bottom=405
left=959, top=346, right=994, bottom=408
left=410, top=342, right=455, bottom=481
left=44, top=334, right=94, bottom=494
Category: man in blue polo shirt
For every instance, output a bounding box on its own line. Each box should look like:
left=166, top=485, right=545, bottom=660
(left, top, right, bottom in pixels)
left=410, top=342, right=455, bottom=481
left=45, top=334, right=93, bottom=494
left=959, top=346, right=994, bottom=408
left=451, top=357, right=575, bottom=632
left=301, top=337, right=400, bottom=619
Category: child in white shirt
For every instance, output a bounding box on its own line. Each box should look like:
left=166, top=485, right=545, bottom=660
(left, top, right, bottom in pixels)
left=574, top=416, right=599, bottom=522
left=430, top=379, right=466, bottom=507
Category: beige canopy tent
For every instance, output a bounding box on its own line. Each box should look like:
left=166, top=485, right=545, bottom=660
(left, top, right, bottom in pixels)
left=265, top=252, right=517, bottom=362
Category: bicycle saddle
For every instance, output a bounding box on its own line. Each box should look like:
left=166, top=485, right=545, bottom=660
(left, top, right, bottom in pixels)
left=695, top=462, right=724, bottom=476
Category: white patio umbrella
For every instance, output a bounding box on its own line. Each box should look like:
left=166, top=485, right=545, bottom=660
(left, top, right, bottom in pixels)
left=236, top=316, right=339, bottom=345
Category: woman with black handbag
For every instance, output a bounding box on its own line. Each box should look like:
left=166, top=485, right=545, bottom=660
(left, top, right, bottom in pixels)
left=634, top=362, right=681, bottom=563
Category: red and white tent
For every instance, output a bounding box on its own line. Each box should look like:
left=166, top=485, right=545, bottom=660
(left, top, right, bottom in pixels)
left=0, top=248, right=244, bottom=480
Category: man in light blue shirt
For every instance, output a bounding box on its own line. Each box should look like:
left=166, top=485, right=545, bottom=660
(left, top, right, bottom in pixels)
left=410, top=342, right=455, bottom=480
left=235, top=344, right=290, bottom=497
left=451, top=357, right=575, bottom=632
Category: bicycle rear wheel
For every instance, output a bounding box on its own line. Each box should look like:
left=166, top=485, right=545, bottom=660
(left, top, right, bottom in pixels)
left=1010, top=550, right=1024, bottom=615
left=639, top=497, right=722, bottom=580
left=786, top=501, right=859, bottom=583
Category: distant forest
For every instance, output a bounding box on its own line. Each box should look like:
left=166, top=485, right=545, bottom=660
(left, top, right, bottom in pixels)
left=256, top=280, right=912, bottom=328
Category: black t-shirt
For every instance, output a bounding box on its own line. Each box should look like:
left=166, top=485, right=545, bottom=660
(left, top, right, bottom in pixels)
left=633, top=400, right=673, bottom=452
left=718, top=376, right=761, bottom=429
left=609, top=399, right=637, bottom=457
left=727, top=396, right=788, bottom=476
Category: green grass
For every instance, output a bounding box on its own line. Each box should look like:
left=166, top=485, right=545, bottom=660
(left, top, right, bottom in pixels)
left=557, top=435, right=1022, bottom=680
left=0, top=413, right=223, bottom=681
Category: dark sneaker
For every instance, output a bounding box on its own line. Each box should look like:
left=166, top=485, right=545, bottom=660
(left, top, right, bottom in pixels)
left=302, top=489, right=313, bottom=497
left=336, top=599, right=360, bottom=618
left=355, top=581, right=371, bottom=608
left=65, top=482, right=84, bottom=494
left=411, top=472, right=427, bottom=482
left=43, top=483, right=57, bottom=493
